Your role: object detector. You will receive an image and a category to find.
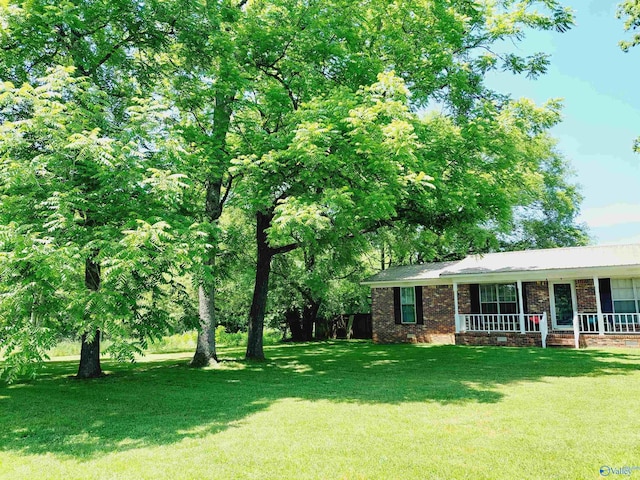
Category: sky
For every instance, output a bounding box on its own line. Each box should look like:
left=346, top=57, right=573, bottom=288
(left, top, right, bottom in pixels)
left=485, top=0, right=640, bottom=245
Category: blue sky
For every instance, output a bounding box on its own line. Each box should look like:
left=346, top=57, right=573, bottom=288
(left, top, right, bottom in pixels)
left=486, top=0, right=640, bottom=245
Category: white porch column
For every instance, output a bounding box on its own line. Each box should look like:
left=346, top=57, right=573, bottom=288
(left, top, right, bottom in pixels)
left=593, top=276, right=605, bottom=336
left=453, top=282, right=460, bottom=333
left=517, top=280, right=526, bottom=334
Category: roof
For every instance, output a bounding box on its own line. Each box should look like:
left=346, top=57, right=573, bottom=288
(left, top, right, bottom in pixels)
left=361, top=261, right=459, bottom=284
left=362, top=243, right=640, bottom=286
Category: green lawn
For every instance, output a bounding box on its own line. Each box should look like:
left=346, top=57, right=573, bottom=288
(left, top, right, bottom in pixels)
left=2, top=342, right=640, bottom=479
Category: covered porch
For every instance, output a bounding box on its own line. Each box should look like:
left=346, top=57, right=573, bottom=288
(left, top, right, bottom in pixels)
left=452, top=276, right=640, bottom=349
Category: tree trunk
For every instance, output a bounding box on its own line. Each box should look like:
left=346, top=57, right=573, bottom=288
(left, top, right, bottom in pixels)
left=191, top=282, right=218, bottom=367
left=77, top=330, right=102, bottom=378
left=191, top=90, right=234, bottom=367
left=246, top=211, right=274, bottom=360
left=77, top=256, right=103, bottom=379
left=346, top=314, right=355, bottom=340
left=191, top=183, right=220, bottom=368
left=285, top=308, right=304, bottom=342
left=301, top=299, right=320, bottom=341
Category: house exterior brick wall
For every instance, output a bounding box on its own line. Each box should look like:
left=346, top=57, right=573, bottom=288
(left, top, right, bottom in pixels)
left=455, top=332, right=640, bottom=348
left=423, top=285, right=455, bottom=335
left=575, top=279, right=597, bottom=313
left=371, top=287, right=430, bottom=343
left=524, top=281, right=550, bottom=315
left=371, top=279, right=640, bottom=348
left=455, top=332, right=542, bottom=347
left=371, top=286, right=455, bottom=344
left=582, top=334, right=640, bottom=348
left=458, top=284, right=471, bottom=314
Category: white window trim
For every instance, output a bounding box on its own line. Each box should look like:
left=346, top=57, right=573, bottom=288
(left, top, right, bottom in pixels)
left=611, top=278, right=640, bottom=314
left=479, top=283, right=518, bottom=315
left=548, top=280, right=577, bottom=331
left=400, top=286, right=417, bottom=324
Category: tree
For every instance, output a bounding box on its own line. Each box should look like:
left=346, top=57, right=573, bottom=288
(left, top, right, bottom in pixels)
left=270, top=232, right=370, bottom=341
left=231, top=72, right=434, bottom=358
left=0, top=69, right=189, bottom=380
left=218, top=0, right=575, bottom=359
left=160, top=2, right=243, bottom=367
left=619, top=0, right=640, bottom=52
left=0, top=69, right=124, bottom=379
left=500, top=144, right=590, bottom=250
left=0, top=0, right=193, bottom=378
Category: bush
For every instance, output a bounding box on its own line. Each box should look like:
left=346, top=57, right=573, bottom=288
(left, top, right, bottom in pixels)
left=41, top=328, right=283, bottom=358
left=215, top=326, right=282, bottom=347
left=146, top=331, right=198, bottom=354
left=215, top=326, right=245, bottom=347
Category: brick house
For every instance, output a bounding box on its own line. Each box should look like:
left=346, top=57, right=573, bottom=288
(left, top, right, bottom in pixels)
left=362, top=244, right=640, bottom=348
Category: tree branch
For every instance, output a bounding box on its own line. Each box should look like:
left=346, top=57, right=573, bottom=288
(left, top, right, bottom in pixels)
left=271, top=242, right=299, bottom=256
left=219, top=173, right=234, bottom=210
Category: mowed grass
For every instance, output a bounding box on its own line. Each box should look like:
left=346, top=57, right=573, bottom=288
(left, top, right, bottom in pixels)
left=2, top=342, right=640, bottom=479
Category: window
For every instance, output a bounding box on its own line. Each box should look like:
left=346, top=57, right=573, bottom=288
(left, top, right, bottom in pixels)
left=479, top=284, right=518, bottom=315
left=393, top=286, right=423, bottom=325
left=400, top=287, right=416, bottom=324
left=611, top=279, right=640, bottom=313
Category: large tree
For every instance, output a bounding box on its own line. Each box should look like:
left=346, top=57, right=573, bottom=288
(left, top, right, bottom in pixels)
left=131, top=0, right=576, bottom=361
left=0, top=0, right=187, bottom=379
left=216, top=0, right=575, bottom=359
left=249, top=89, right=588, bottom=342
left=158, top=1, right=245, bottom=367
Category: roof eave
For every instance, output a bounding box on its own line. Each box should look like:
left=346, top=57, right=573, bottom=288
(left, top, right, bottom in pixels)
left=363, top=264, right=640, bottom=287
left=360, top=278, right=451, bottom=287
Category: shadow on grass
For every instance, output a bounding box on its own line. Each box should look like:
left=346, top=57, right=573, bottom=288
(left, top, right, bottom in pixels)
left=1, top=342, right=639, bottom=460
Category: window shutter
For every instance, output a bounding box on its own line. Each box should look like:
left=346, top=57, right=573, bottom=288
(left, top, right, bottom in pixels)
left=599, top=278, right=613, bottom=313
left=470, top=284, right=480, bottom=314
left=521, top=283, right=528, bottom=314
left=393, top=287, right=401, bottom=324
left=415, top=286, right=424, bottom=325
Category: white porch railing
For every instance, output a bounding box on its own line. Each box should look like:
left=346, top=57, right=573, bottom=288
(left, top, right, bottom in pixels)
left=576, top=313, right=640, bottom=334
left=576, top=313, right=599, bottom=333
left=461, top=313, right=545, bottom=333
left=540, top=312, right=548, bottom=349
left=604, top=313, right=640, bottom=333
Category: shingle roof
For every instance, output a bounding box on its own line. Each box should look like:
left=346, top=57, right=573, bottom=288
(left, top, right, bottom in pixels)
left=442, top=243, right=640, bottom=275
left=363, top=243, right=640, bottom=284
left=362, top=261, right=459, bottom=283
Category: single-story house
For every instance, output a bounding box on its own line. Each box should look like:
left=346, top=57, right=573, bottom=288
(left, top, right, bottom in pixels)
left=362, top=243, right=640, bottom=348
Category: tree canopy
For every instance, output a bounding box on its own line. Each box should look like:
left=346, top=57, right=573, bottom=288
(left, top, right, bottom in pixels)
left=0, top=0, right=590, bottom=377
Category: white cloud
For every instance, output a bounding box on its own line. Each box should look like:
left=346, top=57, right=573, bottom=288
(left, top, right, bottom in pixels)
left=579, top=203, right=640, bottom=228
left=599, top=233, right=640, bottom=245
